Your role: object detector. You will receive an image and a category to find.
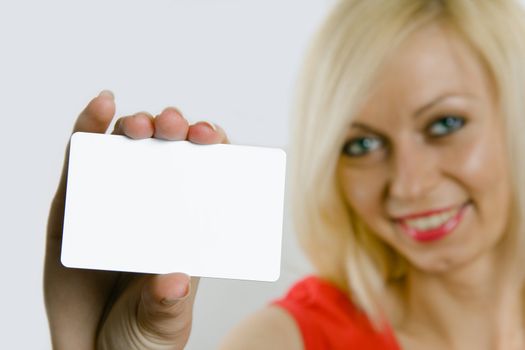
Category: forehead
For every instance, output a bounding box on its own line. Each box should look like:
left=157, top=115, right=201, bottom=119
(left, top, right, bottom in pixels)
left=356, top=23, right=493, bottom=120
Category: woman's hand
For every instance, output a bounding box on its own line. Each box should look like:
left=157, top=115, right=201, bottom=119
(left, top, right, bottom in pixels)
left=44, top=90, right=229, bottom=350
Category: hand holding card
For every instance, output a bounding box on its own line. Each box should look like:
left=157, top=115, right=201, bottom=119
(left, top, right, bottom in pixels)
left=44, top=92, right=261, bottom=349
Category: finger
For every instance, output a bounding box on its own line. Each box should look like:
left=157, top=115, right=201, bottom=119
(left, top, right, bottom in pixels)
left=153, top=107, right=190, bottom=141
left=97, top=274, right=199, bottom=349
left=73, top=90, right=116, bottom=133
left=144, top=273, right=195, bottom=306
left=137, top=273, right=200, bottom=342
left=118, top=112, right=155, bottom=139
left=111, top=117, right=125, bottom=135
left=187, top=121, right=230, bottom=144
left=46, top=90, right=119, bottom=349
left=53, top=90, right=116, bottom=206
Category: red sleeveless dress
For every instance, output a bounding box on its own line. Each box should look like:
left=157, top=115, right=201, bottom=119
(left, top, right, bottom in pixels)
left=273, top=276, right=401, bottom=350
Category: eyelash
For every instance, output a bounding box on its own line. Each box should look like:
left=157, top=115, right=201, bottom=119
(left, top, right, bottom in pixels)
left=426, top=115, right=465, bottom=137
left=341, top=115, right=466, bottom=157
left=341, top=136, right=383, bottom=157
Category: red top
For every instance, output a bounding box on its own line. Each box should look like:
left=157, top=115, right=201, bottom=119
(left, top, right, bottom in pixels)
left=273, top=276, right=401, bottom=350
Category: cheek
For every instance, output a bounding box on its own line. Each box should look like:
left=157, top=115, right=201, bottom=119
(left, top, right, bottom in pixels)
left=447, top=127, right=511, bottom=229
left=452, top=128, right=509, bottom=198
left=338, top=165, right=387, bottom=222
left=455, top=141, right=504, bottom=190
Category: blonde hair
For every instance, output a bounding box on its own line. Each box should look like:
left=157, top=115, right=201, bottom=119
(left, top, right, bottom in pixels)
left=290, top=0, right=525, bottom=327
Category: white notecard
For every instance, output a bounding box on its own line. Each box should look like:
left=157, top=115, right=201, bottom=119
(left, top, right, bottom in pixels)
left=61, top=132, right=286, bottom=281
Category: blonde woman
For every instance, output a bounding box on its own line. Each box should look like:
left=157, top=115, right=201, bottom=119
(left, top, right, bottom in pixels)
left=44, top=0, right=525, bottom=349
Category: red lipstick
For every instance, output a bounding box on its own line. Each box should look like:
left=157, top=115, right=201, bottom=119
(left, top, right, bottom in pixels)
left=396, top=203, right=469, bottom=242
left=395, top=205, right=457, bottom=221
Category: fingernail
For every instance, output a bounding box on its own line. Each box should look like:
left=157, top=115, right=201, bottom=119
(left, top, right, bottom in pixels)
left=98, top=90, right=114, bottom=99
left=195, top=120, right=217, bottom=132
left=160, top=282, right=191, bottom=306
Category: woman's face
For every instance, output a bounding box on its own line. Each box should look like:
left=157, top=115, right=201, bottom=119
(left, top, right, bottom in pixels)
left=337, top=24, right=512, bottom=273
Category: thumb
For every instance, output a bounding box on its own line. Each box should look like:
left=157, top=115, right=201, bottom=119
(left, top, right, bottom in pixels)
left=137, top=273, right=199, bottom=347
left=47, top=90, right=116, bottom=254
left=73, top=90, right=116, bottom=134
left=53, top=90, right=116, bottom=205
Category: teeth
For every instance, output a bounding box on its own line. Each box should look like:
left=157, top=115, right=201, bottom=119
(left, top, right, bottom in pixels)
left=404, top=209, right=457, bottom=231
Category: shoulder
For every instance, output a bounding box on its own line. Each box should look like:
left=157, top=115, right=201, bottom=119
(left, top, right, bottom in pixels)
left=218, top=305, right=303, bottom=350
left=218, top=275, right=344, bottom=350
left=274, top=275, right=355, bottom=321
left=219, top=276, right=400, bottom=350
left=271, top=275, right=400, bottom=350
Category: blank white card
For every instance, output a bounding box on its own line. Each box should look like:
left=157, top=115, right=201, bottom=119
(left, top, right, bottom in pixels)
left=61, top=132, right=286, bottom=281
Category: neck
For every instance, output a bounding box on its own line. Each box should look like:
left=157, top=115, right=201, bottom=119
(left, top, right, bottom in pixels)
left=394, top=249, right=525, bottom=349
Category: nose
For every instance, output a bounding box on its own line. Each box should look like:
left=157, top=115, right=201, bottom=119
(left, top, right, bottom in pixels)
left=387, top=139, right=439, bottom=201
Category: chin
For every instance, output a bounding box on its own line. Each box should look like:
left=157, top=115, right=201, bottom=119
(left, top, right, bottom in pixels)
left=405, top=247, right=484, bottom=276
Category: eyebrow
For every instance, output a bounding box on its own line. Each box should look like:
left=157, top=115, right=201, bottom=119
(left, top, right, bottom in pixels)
left=351, top=122, right=379, bottom=133
left=350, top=93, right=472, bottom=132
left=413, top=93, right=467, bottom=118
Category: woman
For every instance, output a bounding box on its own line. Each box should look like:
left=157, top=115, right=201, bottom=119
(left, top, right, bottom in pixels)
left=44, top=0, right=525, bottom=349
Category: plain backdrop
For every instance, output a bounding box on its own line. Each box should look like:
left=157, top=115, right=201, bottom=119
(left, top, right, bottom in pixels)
left=0, top=0, right=334, bottom=348
left=6, top=1, right=525, bottom=349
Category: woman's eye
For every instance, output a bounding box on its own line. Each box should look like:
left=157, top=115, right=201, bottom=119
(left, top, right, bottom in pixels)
left=342, top=136, right=383, bottom=157
left=427, top=116, right=465, bottom=137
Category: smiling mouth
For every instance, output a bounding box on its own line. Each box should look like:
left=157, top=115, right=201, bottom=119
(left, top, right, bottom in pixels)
left=394, top=202, right=470, bottom=242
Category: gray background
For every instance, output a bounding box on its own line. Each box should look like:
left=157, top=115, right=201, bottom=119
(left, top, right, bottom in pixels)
left=0, top=0, right=334, bottom=348
left=5, top=0, right=524, bottom=348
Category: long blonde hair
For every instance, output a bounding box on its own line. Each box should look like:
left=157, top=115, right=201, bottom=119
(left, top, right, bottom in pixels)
left=290, top=0, right=525, bottom=326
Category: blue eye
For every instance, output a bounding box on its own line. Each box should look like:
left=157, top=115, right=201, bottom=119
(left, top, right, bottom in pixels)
left=342, top=136, right=383, bottom=157
left=428, top=116, right=465, bottom=137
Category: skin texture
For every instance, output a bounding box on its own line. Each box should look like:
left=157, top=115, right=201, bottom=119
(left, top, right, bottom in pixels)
left=338, top=24, right=523, bottom=349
